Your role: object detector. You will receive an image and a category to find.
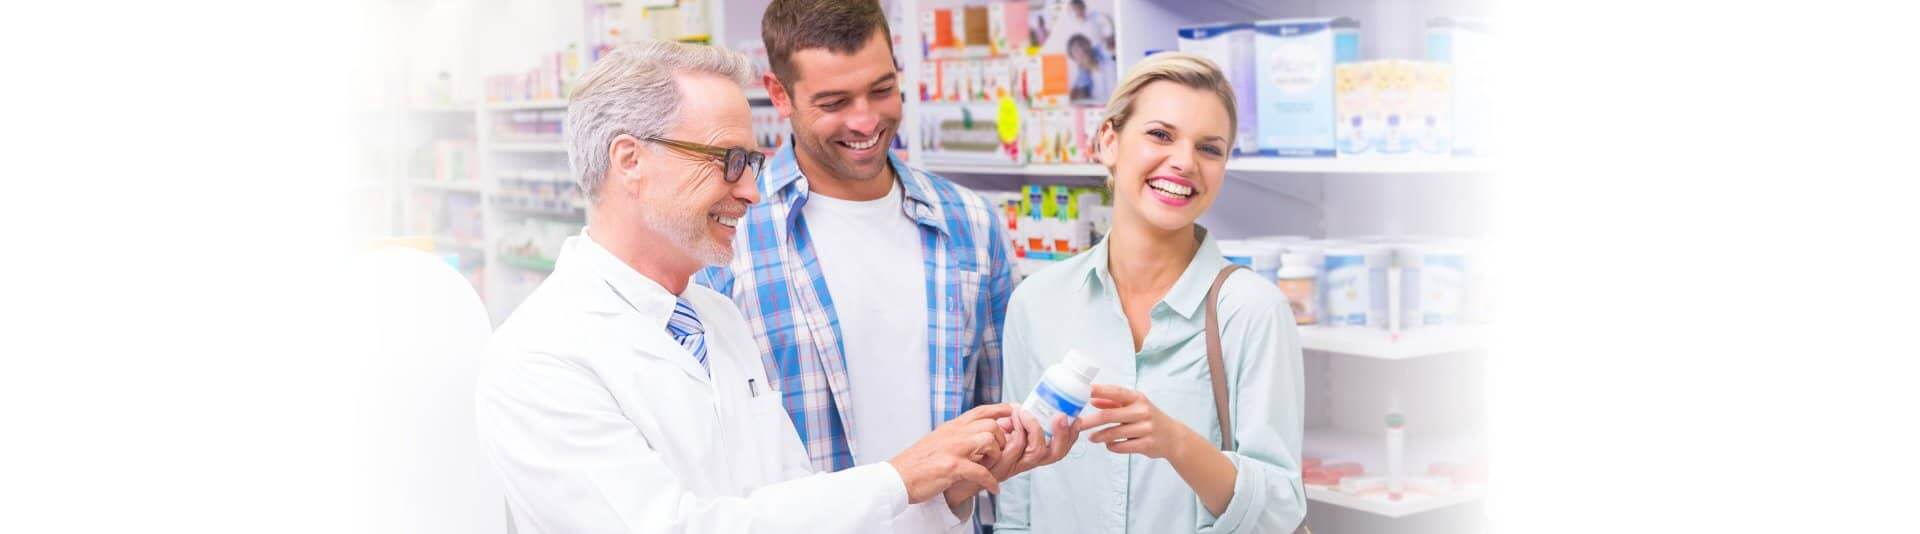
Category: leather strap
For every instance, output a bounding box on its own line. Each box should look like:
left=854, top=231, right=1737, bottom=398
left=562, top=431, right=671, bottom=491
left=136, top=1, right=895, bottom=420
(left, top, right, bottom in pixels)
left=1204, top=264, right=1247, bottom=452
left=1207, top=262, right=1313, bottom=534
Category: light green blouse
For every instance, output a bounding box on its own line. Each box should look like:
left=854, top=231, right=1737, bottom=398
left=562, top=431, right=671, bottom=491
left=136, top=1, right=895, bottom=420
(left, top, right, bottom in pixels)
left=995, top=228, right=1307, bottom=534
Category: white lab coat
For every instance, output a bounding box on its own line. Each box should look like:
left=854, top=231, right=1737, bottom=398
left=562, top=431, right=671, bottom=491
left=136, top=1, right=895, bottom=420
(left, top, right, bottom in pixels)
left=476, top=232, right=971, bottom=534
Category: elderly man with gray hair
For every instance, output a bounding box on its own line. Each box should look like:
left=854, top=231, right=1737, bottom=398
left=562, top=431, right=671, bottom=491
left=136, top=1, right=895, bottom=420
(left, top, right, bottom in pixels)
left=475, top=41, right=1018, bottom=534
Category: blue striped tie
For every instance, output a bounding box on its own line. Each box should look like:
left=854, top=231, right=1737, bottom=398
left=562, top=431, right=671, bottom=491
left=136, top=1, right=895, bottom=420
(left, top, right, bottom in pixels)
left=665, top=298, right=709, bottom=375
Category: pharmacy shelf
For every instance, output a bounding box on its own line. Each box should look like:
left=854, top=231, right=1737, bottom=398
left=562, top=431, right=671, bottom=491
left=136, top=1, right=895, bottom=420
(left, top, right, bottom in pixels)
left=1302, top=426, right=1487, bottom=518
left=920, top=159, right=1489, bottom=177
left=922, top=163, right=1107, bottom=177
left=1298, top=325, right=1486, bottom=360
left=1306, top=485, right=1485, bottom=519
left=434, top=236, right=486, bottom=252
left=409, top=104, right=476, bottom=114
left=499, top=255, right=556, bottom=273
left=490, top=142, right=568, bottom=153
left=492, top=198, right=586, bottom=220
left=1228, top=157, right=1492, bottom=174
left=410, top=180, right=484, bottom=193
left=487, top=99, right=569, bottom=111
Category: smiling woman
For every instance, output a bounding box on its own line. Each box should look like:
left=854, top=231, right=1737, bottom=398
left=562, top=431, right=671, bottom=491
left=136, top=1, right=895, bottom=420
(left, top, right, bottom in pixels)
left=997, top=52, right=1310, bottom=534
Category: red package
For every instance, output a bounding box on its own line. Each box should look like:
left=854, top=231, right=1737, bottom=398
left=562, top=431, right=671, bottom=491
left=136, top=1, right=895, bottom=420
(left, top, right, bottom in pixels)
left=1303, top=468, right=1343, bottom=486
left=1324, top=462, right=1364, bottom=476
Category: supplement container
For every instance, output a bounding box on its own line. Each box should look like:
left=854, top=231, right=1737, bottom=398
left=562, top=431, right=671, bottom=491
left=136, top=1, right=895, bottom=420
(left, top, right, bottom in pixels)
left=1021, top=349, right=1100, bottom=436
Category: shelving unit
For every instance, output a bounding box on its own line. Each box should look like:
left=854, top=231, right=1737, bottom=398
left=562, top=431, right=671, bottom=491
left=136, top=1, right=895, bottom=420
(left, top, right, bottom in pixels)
left=1302, top=425, right=1487, bottom=518
left=410, top=179, right=485, bottom=193
left=485, top=99, right=569, bottom=111
left=1306, top=485, right=1486, bottom=519
left=1300, top=325, right=1487, bottom=360
left=924, top=158, right=1492, bottom=178
left=923, top=163, right=1107, bottom=177
left=488, top=141, right=568, bottom=153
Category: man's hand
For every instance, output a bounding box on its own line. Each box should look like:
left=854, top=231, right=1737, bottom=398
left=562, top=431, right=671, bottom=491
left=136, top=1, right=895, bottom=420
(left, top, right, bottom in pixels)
left=940, top=407, right=1087, bottom=507
left=888, top=403, right=1012, bottom=504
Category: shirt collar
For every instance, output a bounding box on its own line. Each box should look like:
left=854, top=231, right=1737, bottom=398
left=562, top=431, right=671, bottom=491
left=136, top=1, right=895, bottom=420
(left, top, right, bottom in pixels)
left=1078, top=225, right=1227, bottom=321
left=764, top=137, right=949, bottom=236
left=557, top=228, right=677, bottom=329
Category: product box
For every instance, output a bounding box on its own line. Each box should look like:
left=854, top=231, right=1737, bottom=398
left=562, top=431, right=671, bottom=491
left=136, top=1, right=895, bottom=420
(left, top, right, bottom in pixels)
left=1078, top=106, right=1107, bottom=163
left=1253, top=18, right=1359, bottom=158
left=920, top=103, right=1023, bottom=166
left=1334, top=62, right=1375, bottom=156
left=963, top=5, right=992, bottom=56
left=989, top=2, right=1029, bottom=57
left=1427, top=17, right=1491, bottom=157
left=1323, top=246, right=1390, bottom=328
left=1410, top=61, right=1454, bottom=156
left=1030, top=54, right=1072, bottom=108
left=1053, top=109, right=1078, bottom=163
left=1374, top=60, right=1415, bottom=155
left=1177, top=22, right=1258, bottom=155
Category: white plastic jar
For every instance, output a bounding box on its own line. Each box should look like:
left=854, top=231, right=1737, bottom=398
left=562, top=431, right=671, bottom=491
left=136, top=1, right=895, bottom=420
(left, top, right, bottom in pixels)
left=1323, top=245, right=1392, bottom=328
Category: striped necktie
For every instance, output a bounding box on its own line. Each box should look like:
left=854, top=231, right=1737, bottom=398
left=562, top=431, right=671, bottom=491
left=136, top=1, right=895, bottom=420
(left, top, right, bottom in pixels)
left=665, top=298, right=708, bottom=375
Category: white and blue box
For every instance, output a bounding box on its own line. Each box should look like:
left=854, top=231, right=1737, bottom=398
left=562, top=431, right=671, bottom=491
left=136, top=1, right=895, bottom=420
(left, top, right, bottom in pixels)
left=1253, top=17, right=1359, bottom=158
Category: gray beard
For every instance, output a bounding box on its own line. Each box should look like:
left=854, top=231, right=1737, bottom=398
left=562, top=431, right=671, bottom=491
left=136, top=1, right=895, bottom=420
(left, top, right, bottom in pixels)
left=642, top=203, right=732, bottom=267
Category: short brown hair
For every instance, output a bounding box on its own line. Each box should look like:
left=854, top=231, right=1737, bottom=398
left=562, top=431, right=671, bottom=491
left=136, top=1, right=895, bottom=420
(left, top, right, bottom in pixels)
left=762, top=0, right=894, bottom=86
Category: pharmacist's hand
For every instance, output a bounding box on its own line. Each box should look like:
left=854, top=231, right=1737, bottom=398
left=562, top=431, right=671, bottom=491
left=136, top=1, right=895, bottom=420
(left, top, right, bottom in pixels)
left=1074, top=384, right=1197, bottom=460
left=890, top=403, right=1012, bottom=504
left=950, top=409, right=1082, bottom=496
left=1000, top=411, right=1082, bottom=477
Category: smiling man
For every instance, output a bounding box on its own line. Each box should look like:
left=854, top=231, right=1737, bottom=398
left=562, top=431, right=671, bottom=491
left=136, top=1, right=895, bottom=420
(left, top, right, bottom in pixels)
left=476, top=41, right=1019, bottom=533
left=697, top=0, right=1052, bottom=529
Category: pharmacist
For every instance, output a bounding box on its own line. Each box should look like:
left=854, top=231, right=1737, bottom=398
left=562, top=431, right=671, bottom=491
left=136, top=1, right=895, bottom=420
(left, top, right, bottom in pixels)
left=473, top=41, right=1021, bottom=533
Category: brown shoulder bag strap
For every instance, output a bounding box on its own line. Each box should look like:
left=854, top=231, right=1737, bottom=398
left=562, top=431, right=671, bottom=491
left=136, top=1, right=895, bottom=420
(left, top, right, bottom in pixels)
left=1204, top=264, right=1247, bottom=452
left=1207, top=263, right=1314, bottom=534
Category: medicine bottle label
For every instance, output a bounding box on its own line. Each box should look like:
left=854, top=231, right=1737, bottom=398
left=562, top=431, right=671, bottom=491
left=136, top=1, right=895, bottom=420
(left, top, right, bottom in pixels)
left=1023, top=380, right=1085, bottom=435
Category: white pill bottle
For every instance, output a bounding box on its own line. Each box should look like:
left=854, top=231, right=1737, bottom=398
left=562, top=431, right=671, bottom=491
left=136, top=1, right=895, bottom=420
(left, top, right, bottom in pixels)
left=1021, top=349, right=1101, bottom=436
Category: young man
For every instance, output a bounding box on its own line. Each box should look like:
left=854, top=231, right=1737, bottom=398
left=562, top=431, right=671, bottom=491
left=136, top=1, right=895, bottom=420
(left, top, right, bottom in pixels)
left=699, top=0, right=1077, bottom=525
left=476, top=41, right=1015, bottom=533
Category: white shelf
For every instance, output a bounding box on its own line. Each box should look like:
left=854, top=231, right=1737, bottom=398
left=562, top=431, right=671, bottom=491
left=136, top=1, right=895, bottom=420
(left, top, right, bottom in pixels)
left=922, top=163, right=1106, bottom=177
left=490, top=142, right=567, bottom=153
left=1228, top=157, right=1492, bottom=174
left=1302, top=426, right=1487, bottom=518
left=1306, top=485, right=1485, bottom=519
left=919, top=158, right=1487, bottom=177
left=744, top=88, right=770, bottom=101
left=486, top=100, right=568, bottom=111
left=1298, top=325, right=1486, bottom=360
left=410, top=180, right=484, bottom=193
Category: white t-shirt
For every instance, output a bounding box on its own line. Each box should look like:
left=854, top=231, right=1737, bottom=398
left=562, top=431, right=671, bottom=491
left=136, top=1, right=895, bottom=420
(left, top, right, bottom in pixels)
left=802, top=179, right=932, bottom=465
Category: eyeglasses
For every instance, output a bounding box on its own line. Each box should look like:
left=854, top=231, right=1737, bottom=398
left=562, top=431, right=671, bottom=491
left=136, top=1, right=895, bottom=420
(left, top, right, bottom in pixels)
left=643, top=135, right=766, bottom=184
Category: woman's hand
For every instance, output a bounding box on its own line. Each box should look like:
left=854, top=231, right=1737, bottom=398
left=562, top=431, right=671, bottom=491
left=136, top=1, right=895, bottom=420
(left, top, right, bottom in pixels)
left=1074, top=384, right=1241, bottom=516
left=1072, top=384, right=1205, bottom=460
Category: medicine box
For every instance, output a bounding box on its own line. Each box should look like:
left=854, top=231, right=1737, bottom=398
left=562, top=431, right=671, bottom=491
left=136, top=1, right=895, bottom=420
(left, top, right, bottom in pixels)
left=1253, top=17, right=1359, bottom=158
left=1427, top=17, right=1491, bottom=157
left=1177, top=22, right=1258, bottom=155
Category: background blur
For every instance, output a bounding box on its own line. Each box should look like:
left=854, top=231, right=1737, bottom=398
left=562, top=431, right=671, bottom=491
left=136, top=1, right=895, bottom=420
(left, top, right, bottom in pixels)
left=2, top=0, right=1918, bottom=533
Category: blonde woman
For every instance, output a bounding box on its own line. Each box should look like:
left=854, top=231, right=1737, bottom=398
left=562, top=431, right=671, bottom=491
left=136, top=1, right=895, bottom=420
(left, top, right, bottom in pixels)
left=994, top=53, right=1307, bottom=533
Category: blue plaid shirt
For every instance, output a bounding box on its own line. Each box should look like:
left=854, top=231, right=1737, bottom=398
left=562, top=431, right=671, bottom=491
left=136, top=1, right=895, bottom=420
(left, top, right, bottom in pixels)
left=698, top=141, right=1014, bottom=473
